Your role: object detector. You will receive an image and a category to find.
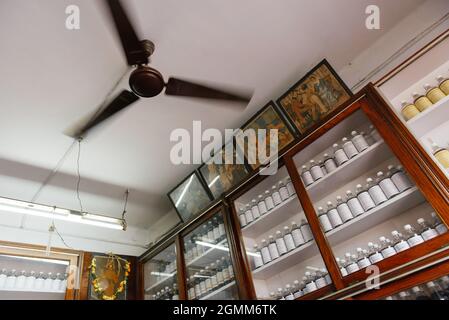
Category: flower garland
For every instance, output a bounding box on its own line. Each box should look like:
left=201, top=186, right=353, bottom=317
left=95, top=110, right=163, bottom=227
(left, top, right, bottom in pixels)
left=90, top=255, right=131, bottom=300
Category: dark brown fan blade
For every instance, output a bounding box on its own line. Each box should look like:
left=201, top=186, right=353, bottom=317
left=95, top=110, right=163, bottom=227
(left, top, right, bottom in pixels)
left=77, top=90, right=139, bottom=138
left=165, top=78, right=252, bottom=102
left=105, top=0, right=148, bottom=66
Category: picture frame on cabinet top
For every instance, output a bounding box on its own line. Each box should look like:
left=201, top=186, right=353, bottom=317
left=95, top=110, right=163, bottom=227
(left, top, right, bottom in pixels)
left=167, top=171, right=213, bottom=222
left=276, top=59, right=353, bottom=137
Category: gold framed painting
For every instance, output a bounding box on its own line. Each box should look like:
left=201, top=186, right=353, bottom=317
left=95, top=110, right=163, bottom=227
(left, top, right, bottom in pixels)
left=276, top=59, right=352, bottom=135
left=238, top=102, right=295, bottom=170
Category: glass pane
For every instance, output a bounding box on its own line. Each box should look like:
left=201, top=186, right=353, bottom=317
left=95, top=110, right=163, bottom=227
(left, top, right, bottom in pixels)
left=233, top=166, right=334, bottom=300
left=183, top=211, right=238, bottom=300
left=143, top=244, right=179, bottom=300
left=377, top=38, right=449, bottom=181
left=292, top=109, right=447, bottom=282
left=381, top=274, right=449, bottom=300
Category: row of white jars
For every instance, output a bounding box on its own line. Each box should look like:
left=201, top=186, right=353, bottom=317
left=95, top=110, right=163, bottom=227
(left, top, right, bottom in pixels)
left=238, top=177, right=296, bottom=228
left=316, top=165, right=414, bottom=233
left=300, top=126, right=382, bottom=187
left=0, top=270, right=67, bottom=292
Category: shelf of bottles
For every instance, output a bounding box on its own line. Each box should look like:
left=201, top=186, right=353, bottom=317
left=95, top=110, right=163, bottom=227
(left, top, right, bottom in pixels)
left=233, top=165, right=333, bottom=300
left=376, top=38, right=449, bottom=179
left=292, top=109, right=448, bottom=282
left=0, top=254, right=69, bottom=300
left=143, top=243, right=179, bottom=300
left=183, top=211, right=238, bottom=300
left=381, top=274, right=449, bottom=300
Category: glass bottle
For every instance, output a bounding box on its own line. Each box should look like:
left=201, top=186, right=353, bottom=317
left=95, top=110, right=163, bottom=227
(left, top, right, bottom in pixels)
left=238, top=207, right=247, bottom=228
left=277, top=288, right=285, bottom=300
left=24, top=270, right=35, bottom=290
left=346, top=190, right=365, bottom=217
left=391, top=230, right=410, bottom=252
left=52, top=273, right=62, bottom=292
left=412, top=92, right=433, bottom=112
left=363, top=130, right=375, bottom=146
left=304, top=272, right=318, bottom=293
left=351, top=130, right=369, bottom=152
left=283, top=226, right=296, bottom=252
left=404, top=224, right=425, bottom=247
left=278, top=181, right=290, bottom=201
left=344, top=253, right=360, bottom=274
left=397, top=290, right=412, bottom=301
left=356, top=184, right=376, bottom=211
left=244, top=204, right=254, bottom=225
left=172, top=284, right=179, bottom=300
left=226, top=256, right=234, bottom=280
left=389, top=165, right=413, bottom=192
left=260, top=239, right=272, bottom=264
left=314, top=270, right=327, bottom=289
left=430, top=142, right=449, bottom=169
left=271, top=185, right=282, bottom=206
left=44, top=272, right=53, bottom=291
left=366, top=177, right=388, bottom=206
left=431, top=212, right=448, bottom=235
left=275, top=230, right=288, bottom=256
left=15, top=270, right=26, bottom=290
left=400, top=101, right=420, bottom=121
left=293, top=280, right=303, bottom=298
left=193, top=274, right=201, bottom=299
left=300, top=219, right=313, bottom=242
left=342, top=137, right=359, bottom=159
left=367, top=242, right=384, bottom=264
left=284, top=284, right=295, bottom=300
left=207, top=221, right=215, bottom=242
left=424, top=83, right=446, bottom=104
left=253, top=244, right=264, bottom=269
left=369, top=125, right=382, bottom=142
left=318, top=160, right=327, bottom=175
left=336, top=196, right=353, bottom=223
left=410, top=286, right=429, bottom=300
left=257, top=195, right=268, bottom=216
left=356, top=248, right=372, bottom=269
left=326, top=201, right=343, bottom=228
left=291, top=221, right=306, bottom=247
left=268, top=235, right=280, bottom=260
left=204, top=267, right=212, bottom=292
left=333, top=143, right=349, bottom=166
left=212, top=217, right=221, bottom=241
left=376, top=171, right=400, bottom=199
left=215, top=259, right=224, bottom=286
left=317, top=207, right=333, bottom=232
left=379, top=236, right=397, bottom=258
left=309, top=160, right=324, bottom=181
left=198, top=270, right=207, bottom=295
left=336, top=258, right=348, bottom=276
left=250, top=199, right=261, bottom=220
left=34, top=271, right=45, bottom=290
left=417, top=217, right=439, bottom=241
left=426, top=281, right=447, bottom=300
left=6, top=269, right=17, bottom=289
left=301, top=165, right=314, bottom=187
left=264, top=190, right=275, bottom=211
left=323, top=153, right=337, bottom=173
left=437, top=75, right=449, bottom=95
left=286, top=177, right=296, bottom=196
left=221, top=258, right=231, bottom=283
left=0, top=269, right=7, bottom=288
left=210, top=263, right=219, bottom=289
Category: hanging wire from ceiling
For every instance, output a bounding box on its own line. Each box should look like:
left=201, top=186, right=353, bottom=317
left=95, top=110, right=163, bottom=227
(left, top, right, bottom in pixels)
left=76, top=138, right=84, bottom=214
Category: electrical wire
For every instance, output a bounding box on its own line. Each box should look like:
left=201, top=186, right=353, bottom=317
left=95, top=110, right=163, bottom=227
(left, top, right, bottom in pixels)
left=76, top=139, right=84, bottom=214
left=122, top=189, right=129, bottom=220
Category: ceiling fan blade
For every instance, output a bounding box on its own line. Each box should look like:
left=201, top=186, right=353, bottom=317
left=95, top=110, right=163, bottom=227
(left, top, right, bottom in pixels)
left=76, top=90, right=139, bottom=138
left=165, top=77, right=252, bottom=103
left=105, top=0, right=148, bottom=66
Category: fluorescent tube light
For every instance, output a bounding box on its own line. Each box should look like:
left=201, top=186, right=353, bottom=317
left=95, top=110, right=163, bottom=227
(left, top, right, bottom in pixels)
left=175, top=175, right=194, bottom=207
left=0, top=254, right=69, bottom=266
left=150, top=272, right=175, bottom=278
left=208, top=175, right=220, bottom=187
left=0, top=196, right=126, bottom=230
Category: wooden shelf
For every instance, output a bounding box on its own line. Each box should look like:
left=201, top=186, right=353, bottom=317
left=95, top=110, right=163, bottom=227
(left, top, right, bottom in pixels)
left=186, top=239, right=228, bottom=268
left=305, top=141, right=391, bottom=200
left=199, top=281, right=236, bottom=300
left=326, top=187, right=424, bottom=245
left=250, top=187, right=423, bottom=280
left=241, top=195, right=302, bottom=238
left=252, top=240, right=317, bottom=279
left=407, top=95, right=449, bottom=138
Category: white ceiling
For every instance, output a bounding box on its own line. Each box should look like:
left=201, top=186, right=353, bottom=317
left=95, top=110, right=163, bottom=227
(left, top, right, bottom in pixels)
left=0, top=0, right=425, bottom=234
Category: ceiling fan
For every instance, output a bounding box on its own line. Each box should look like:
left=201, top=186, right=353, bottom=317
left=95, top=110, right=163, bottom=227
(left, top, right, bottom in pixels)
left=72, top=0, right=252, bottom=138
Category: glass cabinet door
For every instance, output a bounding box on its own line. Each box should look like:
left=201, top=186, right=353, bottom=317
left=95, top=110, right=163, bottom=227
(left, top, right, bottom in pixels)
left=183, top=211, right=239, bottom=300
left=233, top=166, right=334, bottom=300
left=291, top=109, right=448, bottom=281
left=143, top=243, right=179, bottom=300
left=381, top=273, right=449, bottom=300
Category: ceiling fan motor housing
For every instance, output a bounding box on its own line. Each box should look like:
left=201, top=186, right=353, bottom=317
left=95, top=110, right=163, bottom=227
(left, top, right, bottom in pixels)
left=129, top=65, right=165, bottom=97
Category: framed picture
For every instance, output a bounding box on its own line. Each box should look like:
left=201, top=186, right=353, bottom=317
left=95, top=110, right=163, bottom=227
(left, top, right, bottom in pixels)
left=199, top=142, right=250, bottom=199
left=276, top=59, right=352, bottom=136
left=238, top=102, right=295, bottom=170
left=168, top=171, right=212, bottom=222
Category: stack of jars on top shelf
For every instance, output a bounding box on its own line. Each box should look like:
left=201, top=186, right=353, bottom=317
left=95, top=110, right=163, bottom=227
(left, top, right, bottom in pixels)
left=187, top=255, right=235, bottom=300
left=400, top=72, right=449, bottom=122
left=316, top=164, right=414, bottom=233
left=251, top=219, right=314, bottom=269
left=237, top=177, right=296, bottom=228
left=384, top=275, right=449, bottom=300
left=270, top=267, right=332, bottom=300
left=335, top=212, right=448, bottom=276
left=300, top=127, right=382, bottom=187
left=151, top=284, right=179, bottom=300
left=0, top=269, right=68, bottom=292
